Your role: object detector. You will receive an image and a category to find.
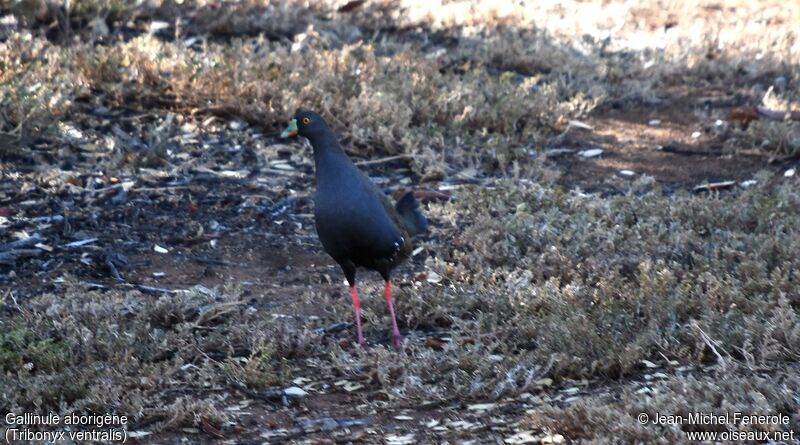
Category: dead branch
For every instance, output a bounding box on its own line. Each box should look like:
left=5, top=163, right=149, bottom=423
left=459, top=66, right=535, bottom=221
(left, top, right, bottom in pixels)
left=0, top=233, right=44, bottom=253
left=692, top=322, right=729, bottom=370
left=756, top=106, right=800, bottom=122
left=355, top=154, right=413, bottom=167
left=0, top=249, right=42, bottom=266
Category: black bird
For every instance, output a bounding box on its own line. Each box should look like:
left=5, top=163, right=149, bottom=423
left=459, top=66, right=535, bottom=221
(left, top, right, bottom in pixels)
left=281, top=110, right=427, bottom=349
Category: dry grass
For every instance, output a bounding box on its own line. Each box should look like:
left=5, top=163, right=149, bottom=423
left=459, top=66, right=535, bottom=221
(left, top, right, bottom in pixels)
left=4, top=0, right=797, bottom=171
left=533, top=368, right=800, bottom=443
left=3, top=177, right=799, bottom=440
left=2, top=0, right=800, bottom=442
left=325, top=175, right=800, bottom=405
left=1, top=282, right=309, bottom=429
left=0, top=32, right=79, bottom=145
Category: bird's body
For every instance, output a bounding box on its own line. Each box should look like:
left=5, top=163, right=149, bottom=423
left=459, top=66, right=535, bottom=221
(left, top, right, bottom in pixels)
left=312, top=142, right=409, bottom=283
left=281, top=110, right=427, bottom=348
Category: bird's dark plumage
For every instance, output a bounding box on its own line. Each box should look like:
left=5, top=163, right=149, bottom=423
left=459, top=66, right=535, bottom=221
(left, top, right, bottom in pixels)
left=282, top=110, right=427, bottom=348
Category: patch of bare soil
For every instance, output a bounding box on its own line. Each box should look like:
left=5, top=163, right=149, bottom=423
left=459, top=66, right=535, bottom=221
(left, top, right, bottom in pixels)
left=552, top=99, right=774, bottom=194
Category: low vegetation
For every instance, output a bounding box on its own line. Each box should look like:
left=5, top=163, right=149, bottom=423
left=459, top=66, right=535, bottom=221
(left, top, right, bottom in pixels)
left=3, top=178, right=799, bottom=440
left=2, top=0, right=798, bottom=442
left=3, top=0, right=799, bottom=171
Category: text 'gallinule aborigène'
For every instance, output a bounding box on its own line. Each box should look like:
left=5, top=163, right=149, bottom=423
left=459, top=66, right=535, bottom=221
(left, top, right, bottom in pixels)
left=281, top=111, right=428, bottom=349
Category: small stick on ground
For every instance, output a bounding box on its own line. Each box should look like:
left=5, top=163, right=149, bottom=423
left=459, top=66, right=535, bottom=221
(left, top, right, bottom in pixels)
left=355, top=154, right=413, bottom=166
left=0, top=249, right=42, bottom=266
left=756, top=106, right=800, bottom=122
left=692, top=322, right=729, bottom=371
left=105, top=256, right=125, bottom=282
left=0, top=233, right=44, bottom=252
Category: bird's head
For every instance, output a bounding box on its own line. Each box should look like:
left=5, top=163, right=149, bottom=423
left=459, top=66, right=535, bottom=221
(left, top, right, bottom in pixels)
left=280, top=110, right=327, bottom=139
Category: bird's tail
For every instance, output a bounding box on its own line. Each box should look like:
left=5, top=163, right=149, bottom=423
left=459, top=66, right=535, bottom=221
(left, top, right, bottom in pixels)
left=395, top=191, right=428, bottom=236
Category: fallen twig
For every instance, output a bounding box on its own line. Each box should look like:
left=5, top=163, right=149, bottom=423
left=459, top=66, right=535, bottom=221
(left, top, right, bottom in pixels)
left=86, top=184, right=191, bottom=194
left=192, top=167, right=250, bottom=179
left=729, top=105, right=800, bottom=128
left=692, top=322, right=729, bottom=370
left=81, top=282, right=180, bottom=294
left=104, top=257, right=124, bottom=282
left=313, top=321, right=352, bottom=335
left=134, top=284, right=181, bottom=294
left=756, top=106, right=800, bottom=121
left=2, top=290, right=26, bottom=316
left=338, top=0, right=367, bottom=12
left=192, top=301, right=245, bottom=328
left=693, top=181, right=736, bottom=193
left=660, top=145, right=722, bottom=157
left=0, top=233, right=44, bottom=252
left=30, top=215, right=64, bottom=223
left=0, top=249, right=42, bottom=265
left=133, top=185, right=193, bottom=193
left=191, top=256, right=241, bottom=267
left=63, top=238, right=98, bottom=249
left=355, top=154, right=413, bottom=167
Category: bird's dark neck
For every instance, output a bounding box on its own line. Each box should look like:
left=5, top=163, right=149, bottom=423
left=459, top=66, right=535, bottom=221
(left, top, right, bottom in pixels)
left=307, top=128, right=355, bottom=174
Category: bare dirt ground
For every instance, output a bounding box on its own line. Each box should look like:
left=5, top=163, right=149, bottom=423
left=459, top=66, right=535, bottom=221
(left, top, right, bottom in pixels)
left=2, top=1, right=800, bottom=444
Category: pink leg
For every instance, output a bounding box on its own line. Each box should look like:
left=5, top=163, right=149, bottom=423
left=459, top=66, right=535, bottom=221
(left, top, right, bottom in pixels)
left=384, top=281, right=403, bottom=349
left=350, top=286, right=366, bottom=347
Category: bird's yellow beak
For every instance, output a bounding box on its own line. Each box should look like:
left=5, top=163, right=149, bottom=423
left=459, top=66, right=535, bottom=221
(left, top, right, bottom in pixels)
left=280, top=119, right=298, bottom=138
